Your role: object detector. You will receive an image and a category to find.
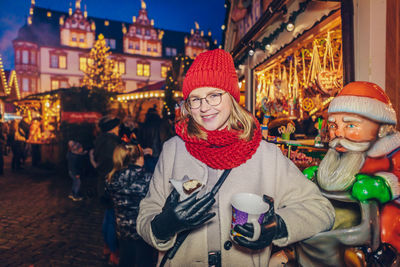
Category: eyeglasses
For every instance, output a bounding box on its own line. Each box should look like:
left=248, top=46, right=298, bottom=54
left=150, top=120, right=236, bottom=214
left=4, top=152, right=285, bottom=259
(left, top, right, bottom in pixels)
left=187, top=92, right=227, bottom=109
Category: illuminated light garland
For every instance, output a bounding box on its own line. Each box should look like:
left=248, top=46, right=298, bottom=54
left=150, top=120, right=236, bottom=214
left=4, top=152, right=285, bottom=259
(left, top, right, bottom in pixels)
left=116, top=90, right=181, bottom=102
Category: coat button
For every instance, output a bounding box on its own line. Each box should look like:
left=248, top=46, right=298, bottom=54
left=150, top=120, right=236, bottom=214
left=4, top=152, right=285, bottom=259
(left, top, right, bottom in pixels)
left=224, top=240, right=232, bottom=250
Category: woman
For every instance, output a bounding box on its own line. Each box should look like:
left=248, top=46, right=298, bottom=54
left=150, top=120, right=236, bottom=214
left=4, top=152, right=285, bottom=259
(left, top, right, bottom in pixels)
left=106, top=142, right=156, bottom=267
left=137, top=49, right=335, bottom=266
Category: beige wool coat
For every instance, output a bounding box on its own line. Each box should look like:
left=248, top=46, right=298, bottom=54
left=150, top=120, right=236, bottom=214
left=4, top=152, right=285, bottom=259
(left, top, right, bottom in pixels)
left=137, top=136, right=335, bottom=267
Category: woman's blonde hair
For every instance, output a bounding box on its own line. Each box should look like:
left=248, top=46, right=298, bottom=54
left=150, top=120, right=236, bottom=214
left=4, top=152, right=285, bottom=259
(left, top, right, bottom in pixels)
left=181, top=94, right=256, bottom=141
left=106, top=143, right=143, bottom=182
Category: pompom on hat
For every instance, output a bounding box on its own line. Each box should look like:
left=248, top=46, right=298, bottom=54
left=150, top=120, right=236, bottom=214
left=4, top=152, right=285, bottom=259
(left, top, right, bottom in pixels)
left=328, top=81, right=397, bottom=125
left=182, top=49, right=240, bottom=102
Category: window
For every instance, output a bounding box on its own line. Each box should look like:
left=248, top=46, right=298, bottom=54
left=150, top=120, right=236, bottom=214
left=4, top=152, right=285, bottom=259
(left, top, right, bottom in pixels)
left=114, top=61, right=125, bottom=74
left=145, top=29, right=150, bottom=36
left=50, top=52, right=67, bottom=69
left=22, top=50, right=29, bottom=64
left=136, top=28, right=141, bottom=35
left=143, top=64, right=150, bottom=77
left=79, top=34, right=85, bottom=43
left=51, top=80, right=59, bottom=90
left=135, top=43, right=140, bottom=50
left=30, top=51, right=36, bottom=65
left=105, top=38, right=116, bottom=49
left=79, top=57, right=87, bottom=71
left=161, top=65, right=168, bottom=78
left=137, top=62, right=150, bottom=77
left=128, top=41, right=133, bottom=49
left=110, top=39, right=116, bottom=49
left=72, top=33, right=77, bottom=42
left=22, top=78, right=29, bottom=92
left=15, top=50, right=20, bottom=64
left=51, top=78, right=68, bottom=90
left=60, top=80, right=68, bottom=88
left=31, top=78, right=36, bottom=92
left=147, top=45, right=151, bottom=52
left=166, top=47, right=177, bottom=57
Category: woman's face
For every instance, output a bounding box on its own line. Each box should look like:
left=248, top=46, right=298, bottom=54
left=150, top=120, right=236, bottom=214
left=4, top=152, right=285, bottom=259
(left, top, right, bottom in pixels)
left=188, top=87, right=232, bottom=131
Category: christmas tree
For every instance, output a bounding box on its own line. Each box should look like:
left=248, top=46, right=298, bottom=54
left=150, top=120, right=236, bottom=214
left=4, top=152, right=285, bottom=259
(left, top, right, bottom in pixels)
left=82, top=34, right=123, bottom=92
left=163, top=55, right=193, bottom=120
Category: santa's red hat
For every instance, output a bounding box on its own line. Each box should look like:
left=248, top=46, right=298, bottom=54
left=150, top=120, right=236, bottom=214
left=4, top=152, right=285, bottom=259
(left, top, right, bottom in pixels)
left=328, top=81, right=397, bottom=125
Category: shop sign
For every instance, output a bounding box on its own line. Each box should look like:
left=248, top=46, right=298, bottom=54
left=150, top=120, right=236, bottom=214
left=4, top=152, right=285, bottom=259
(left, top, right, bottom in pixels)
left=61, top=111, right=102, bottom=123
left=316, top=71, right=341, bottom=96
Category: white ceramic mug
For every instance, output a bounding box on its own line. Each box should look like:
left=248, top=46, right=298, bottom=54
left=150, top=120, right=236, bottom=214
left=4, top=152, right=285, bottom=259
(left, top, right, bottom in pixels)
left=230, top=193, right=269, bottom=241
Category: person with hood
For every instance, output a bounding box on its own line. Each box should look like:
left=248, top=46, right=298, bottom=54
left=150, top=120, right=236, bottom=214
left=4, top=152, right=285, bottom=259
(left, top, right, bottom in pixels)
left=94, top=115, right=121, bottom=265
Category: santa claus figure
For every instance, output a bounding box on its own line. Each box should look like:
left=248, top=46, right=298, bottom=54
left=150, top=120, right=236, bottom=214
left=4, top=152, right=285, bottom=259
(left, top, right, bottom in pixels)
left=301, top=81, right=400, bottom=266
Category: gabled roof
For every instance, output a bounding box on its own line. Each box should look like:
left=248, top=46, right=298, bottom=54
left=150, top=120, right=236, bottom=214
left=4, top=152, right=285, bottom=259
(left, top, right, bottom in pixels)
left=133, top=80, right=165, bottom=93
left=14, top=6, right=217, bottom=57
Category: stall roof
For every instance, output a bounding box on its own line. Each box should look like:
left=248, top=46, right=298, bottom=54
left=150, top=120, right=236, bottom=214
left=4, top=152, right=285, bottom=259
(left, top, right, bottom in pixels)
left=123, top=80, right=165, bottom=94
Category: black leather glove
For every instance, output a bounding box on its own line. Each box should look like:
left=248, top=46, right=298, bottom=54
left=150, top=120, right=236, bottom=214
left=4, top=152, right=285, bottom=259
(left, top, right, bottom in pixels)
left=151, top=188, right=216, bottom=241
left=233, top=195, right=288, bottom=250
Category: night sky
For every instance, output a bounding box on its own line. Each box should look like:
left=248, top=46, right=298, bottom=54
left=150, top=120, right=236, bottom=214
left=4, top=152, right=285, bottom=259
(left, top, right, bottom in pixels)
left=0, top=0, right=226, bottom=70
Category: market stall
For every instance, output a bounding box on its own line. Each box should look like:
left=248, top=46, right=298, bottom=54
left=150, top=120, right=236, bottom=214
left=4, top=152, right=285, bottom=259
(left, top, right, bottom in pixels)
left=12, top=87, right=112, bottom=166
left=254, top=11, right=342, bottom=168
left=13, top=92, right=61, bottom=165
left=254, top=11, right=342, bottom=130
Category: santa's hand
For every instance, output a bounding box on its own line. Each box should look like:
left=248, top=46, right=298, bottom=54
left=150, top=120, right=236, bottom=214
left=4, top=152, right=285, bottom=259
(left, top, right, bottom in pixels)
left=351, top=174, right=392, bottom=204
left=302, top=166, right=318, bottom=181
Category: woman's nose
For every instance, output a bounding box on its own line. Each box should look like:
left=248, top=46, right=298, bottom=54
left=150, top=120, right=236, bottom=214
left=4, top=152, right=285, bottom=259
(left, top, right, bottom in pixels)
left=199, top=99, right=211, bottom=111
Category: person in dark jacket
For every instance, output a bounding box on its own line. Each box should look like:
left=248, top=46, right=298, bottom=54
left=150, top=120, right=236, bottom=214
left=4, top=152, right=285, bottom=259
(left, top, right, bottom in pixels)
left=94, top=115, right=121, bottom=265
left=136, top=107, right=174, bottom=173
left=106, top=142, right=156, bottom=267
left=66, top=141, right=86, bottom=201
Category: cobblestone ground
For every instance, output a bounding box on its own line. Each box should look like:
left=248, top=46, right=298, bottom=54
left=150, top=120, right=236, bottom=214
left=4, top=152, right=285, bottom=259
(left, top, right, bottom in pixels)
left=0, top=154, right=109, bottom=267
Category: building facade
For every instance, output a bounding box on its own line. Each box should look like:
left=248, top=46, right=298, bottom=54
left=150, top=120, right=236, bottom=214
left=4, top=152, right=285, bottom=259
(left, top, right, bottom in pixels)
left=13, top=0, right=218, bottom=98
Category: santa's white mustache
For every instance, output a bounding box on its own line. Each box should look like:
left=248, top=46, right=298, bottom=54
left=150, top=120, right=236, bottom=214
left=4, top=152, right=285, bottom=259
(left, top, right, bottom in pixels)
left=329, top=138, right=370, bottom=152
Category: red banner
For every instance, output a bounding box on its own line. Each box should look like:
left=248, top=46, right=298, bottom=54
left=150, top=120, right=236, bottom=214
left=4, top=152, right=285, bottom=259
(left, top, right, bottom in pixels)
left=61, top=112, right=102, bottom=123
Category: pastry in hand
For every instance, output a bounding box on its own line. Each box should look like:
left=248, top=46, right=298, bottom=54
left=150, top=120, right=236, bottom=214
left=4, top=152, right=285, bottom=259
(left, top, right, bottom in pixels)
left=183, top=179, right=202, bottom=194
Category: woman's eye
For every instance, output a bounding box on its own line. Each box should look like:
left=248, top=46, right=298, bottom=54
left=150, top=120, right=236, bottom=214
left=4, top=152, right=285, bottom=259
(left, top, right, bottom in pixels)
left=328, top=124, right=336, bottom=129
left=209, top=93, right=220, bottom=99
left=190, top=98, right=200, bottom=102
left=347, top=124, right=356, bottom=128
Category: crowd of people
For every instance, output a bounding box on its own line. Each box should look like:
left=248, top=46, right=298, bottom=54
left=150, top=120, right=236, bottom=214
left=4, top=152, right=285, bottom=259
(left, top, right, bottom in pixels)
left=66, top=107, right=174, bottom=266
left=0, top=115, right=45, bottom=175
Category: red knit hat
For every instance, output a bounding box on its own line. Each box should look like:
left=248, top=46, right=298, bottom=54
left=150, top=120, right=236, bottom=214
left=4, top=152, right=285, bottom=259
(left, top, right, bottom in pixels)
left=328, top=81, right=397, bottom=125
left=182, top=49, right=240, bottom=102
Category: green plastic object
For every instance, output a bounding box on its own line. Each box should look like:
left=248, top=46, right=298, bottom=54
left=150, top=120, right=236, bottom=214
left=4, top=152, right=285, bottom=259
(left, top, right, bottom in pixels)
left=303, top=166, right=319, bottom=180
left=351, top=174, right=392, bottom=204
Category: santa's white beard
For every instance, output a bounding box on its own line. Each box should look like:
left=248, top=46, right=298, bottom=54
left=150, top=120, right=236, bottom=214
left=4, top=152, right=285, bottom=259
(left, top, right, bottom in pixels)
left=317, top=138, right=369, bottom=191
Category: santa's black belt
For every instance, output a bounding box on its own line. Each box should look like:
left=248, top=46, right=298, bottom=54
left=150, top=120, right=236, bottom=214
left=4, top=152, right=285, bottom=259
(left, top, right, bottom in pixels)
left=208, top=250, right=221, bottom=267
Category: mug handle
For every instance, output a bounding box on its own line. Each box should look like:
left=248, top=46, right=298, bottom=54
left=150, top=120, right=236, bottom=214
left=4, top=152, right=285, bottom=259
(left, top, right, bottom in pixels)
left=246, top=218, right=261, bottom=241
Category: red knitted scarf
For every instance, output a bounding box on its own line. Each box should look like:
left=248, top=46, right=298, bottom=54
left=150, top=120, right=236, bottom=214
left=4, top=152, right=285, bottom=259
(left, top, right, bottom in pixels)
left=175, top=119, right=262, bottom=169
